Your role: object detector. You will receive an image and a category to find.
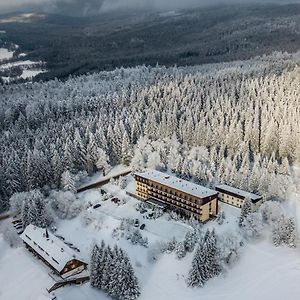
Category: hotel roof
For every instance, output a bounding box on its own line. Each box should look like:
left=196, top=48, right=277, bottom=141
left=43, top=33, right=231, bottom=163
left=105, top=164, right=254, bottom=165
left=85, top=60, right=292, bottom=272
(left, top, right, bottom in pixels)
left=134, top=170, right=218, bottom=199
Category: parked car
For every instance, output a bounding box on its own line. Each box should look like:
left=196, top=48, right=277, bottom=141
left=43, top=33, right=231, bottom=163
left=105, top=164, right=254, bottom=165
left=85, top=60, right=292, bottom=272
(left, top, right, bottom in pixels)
left=111, top=198, right=121, bottom=204
left=147, top=212, right=154, bottom=219
left=140, top=224, right=146, bottom=230
left=14, top=224, right=23, bottom=230
left=134, top=219, right=140, bottom=227
left=93, top=203, right=102, bottom=209
left=16, top=227, right=24, bottom=235
left=12, top=219, right=22, bottom=225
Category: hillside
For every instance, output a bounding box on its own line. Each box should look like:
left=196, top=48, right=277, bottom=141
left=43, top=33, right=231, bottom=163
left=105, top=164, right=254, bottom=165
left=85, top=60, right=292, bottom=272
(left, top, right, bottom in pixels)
left=0, top=3, right=299, bottom=81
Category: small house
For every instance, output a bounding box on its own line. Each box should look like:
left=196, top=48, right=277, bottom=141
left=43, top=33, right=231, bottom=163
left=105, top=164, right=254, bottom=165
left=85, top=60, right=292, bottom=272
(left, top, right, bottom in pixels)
left=21, top=224, right=87, bottom=279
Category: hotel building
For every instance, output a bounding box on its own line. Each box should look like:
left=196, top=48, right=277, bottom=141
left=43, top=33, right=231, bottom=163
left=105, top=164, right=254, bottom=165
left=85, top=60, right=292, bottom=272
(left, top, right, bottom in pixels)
left=134, top=170, right=218, bottom=222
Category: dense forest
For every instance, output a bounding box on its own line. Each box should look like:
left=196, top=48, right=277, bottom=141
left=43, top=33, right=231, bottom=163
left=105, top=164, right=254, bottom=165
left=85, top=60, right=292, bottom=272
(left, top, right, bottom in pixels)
left=0, top=51, right=299, bottom=211
left=0, top=3, right=299, bottom=81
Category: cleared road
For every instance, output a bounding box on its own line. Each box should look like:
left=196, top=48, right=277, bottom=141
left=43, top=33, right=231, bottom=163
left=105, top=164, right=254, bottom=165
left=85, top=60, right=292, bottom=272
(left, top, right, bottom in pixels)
left=77, top=169, right=132, bottom=193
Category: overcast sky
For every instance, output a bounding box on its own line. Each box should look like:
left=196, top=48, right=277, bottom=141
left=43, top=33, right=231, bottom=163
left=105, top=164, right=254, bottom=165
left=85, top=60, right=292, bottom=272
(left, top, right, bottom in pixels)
left=0, top=0, right=299, bottom=16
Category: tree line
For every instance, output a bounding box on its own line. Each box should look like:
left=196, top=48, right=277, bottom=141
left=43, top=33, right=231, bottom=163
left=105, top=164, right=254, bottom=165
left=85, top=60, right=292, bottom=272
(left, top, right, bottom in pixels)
left=0, top=51, right=299, bottom=211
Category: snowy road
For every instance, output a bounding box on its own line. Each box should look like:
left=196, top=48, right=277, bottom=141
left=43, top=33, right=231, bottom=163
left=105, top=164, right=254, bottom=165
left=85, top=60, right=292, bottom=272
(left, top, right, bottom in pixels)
left=77, top=168, right=132, bottom=193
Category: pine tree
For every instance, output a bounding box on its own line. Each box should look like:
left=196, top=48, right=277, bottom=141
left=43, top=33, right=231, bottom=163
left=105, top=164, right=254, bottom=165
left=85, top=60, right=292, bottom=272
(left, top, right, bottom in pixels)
left=175, top=241, right=186, bottom=259
left=121, top=254, right=141, bottom=300
left=184, top=230, right=197, bottom=252
left=61, top=170, right=76, bottom=193
left=187, top=242, right=204, bottom=287
left=187, top=229, right=222, bottom=287
left=90, top=244, right=101, bottom=287
left=239, top=197, right=253, bottom=226
left=121, top=132, right=132, bottom=166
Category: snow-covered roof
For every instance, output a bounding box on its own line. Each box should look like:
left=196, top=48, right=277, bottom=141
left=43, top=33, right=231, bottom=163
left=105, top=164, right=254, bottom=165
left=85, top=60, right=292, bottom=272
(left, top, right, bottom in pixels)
left=134, top=170, right=217, bottom=199
left=215, top=184, right=262, bottom=201
left=21, top=224, right=85, bottom=273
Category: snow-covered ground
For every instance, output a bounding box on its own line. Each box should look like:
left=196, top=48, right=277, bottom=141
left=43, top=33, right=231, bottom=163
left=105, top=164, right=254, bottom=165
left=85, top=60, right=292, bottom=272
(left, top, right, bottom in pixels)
left=1, top=174, right=300, bottom=300
left=0, top=48, right=14, bottom=61
left=0, top=60, right=40, bottom=70
left=0, top=59, right=46, bottom=82
left=20, top=69, right=45, bottom=80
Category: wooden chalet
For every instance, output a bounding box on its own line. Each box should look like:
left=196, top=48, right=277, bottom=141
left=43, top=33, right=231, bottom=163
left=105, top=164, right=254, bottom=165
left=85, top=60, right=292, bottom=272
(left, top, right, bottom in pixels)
left=21, top=224, right=87, bottom=279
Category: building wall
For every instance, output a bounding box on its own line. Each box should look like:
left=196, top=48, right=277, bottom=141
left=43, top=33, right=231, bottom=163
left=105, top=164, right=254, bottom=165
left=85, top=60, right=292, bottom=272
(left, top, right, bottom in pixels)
left=218, top=192, right=245, bottom=208
left=218, top=192, right=262, bottom=209
left=135, top=174, right=218, bottom=222
left=61, top=264, right=86, bottom=279
left=136, top=180, right=149, bottom=200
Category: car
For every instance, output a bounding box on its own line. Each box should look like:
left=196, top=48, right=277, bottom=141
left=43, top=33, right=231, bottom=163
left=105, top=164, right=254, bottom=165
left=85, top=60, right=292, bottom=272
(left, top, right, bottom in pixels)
left=147, top=212, right=154, bottom=219
left=16, top=227, right=24, bottom=235
left=93, top=203, right=102, bottom=209
left=111, top=197, right=121, bottom=204
left=140, top=224, right=145, bottom=230
left=14, top=224, right=23, bottom=230
left=12, top=219, right=22, bottom=225
left=134, top=219, right=140, bottom=227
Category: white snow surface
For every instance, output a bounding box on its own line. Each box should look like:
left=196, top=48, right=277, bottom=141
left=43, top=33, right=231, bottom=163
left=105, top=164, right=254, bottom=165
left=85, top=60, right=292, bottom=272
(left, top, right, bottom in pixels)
left=0, top=48, right=13, bottom=61
left=1, top=173, right=300, bottom=300
left=0, top=59, right=46, bottom=82
left=135, top=169, right=217, bottom=198
left=20, top=69, right=46, bottom=79
left=0, top=60, right=41, bottom=70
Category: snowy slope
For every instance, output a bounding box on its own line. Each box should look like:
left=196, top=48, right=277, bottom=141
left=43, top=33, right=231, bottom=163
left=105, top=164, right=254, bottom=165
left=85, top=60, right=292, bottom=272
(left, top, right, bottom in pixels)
left=0, top=48, right=13, bottom=61
left=1, top=183, right=300, bottom=300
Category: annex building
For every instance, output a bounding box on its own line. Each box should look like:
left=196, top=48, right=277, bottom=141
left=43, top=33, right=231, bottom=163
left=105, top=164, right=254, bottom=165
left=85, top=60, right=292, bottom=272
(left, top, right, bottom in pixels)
left=21, top=224, right=87, bottom=279
left=215, top=184, right=263, bottom=208
left=134, top=170, right=218, bottom=222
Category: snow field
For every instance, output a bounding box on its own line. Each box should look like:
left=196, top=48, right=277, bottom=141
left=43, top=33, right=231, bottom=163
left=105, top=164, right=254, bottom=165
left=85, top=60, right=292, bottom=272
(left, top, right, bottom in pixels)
left=0, top=48, right=14, bottom=61
left=1, top=175, right=300, bottom=300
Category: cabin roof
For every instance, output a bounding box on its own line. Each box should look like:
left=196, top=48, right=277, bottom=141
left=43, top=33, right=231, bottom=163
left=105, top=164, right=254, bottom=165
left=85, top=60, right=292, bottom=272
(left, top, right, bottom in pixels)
left=135, top=170, right=218, bottom=199
left=215, top=184, right=262, bottom=201
left=21, top=224, right=85, bottom=273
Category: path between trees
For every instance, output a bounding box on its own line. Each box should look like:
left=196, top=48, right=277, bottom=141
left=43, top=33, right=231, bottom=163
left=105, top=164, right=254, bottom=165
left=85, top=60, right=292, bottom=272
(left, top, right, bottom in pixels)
left=77, top=168, right=132, bottom=193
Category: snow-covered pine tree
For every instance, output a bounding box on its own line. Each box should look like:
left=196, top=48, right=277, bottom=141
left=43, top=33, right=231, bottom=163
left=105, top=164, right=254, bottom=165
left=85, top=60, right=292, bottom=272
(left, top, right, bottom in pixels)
left=121, top=132, right=132, bottom=166
left=90, top=243, right=101, bottom=287
left=187, top=229, right=222, bottom=287
left=175, top=241, right=186, bottom=259
left=100, top=245, right=113, bottom=291
left=21, top=190, right=48, bottom=228
left=216, top=211, right=226, bottom=225
left=273, top=216, right=297, bottom=248
left=239, top=197, right=253, bottom=226
left=121, top=252, right=141, bottom=300
left=204, top=229, right=222, bottom=279
left=186, top=241, right=204, bottom=287
left=184, top=230, right=198, bottom=252
left=61, top=170, right=76, bottom=193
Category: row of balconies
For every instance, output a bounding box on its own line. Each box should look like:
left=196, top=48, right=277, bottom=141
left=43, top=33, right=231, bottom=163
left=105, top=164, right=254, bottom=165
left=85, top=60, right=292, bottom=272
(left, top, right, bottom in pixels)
left=148, top=191, right=202, bottom=214
left=148, top=187, right=202, bottom=205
